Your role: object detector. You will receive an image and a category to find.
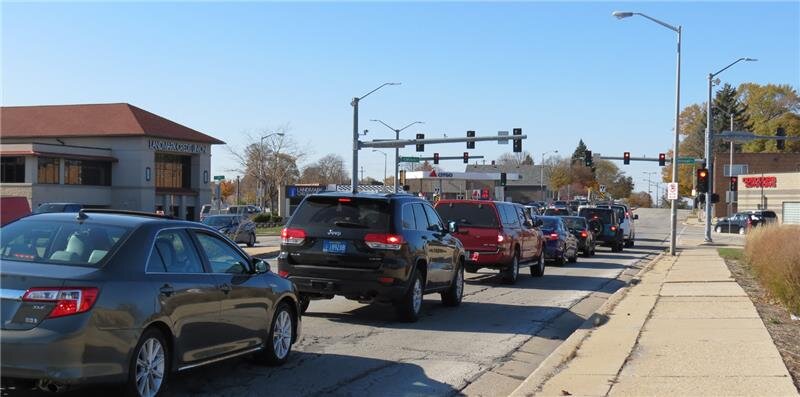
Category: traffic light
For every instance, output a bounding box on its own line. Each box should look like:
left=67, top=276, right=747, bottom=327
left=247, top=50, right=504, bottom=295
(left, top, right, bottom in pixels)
left=658, top=153, right=666, bottom=166
left=433, top=153, right=440, bottom=165
left=500, top=172, right=507, bottom=186
left=730, top=176, right=738, bottom=192
left=467, top=130, right=475, bottom=149
left=623, top=151, right=631, bottom=165
left=399, top=170, right=406, bottom=186
left=697, top=168, right=709, bottom=193
left=463, top=152, right=469, bottom=164
left=513, top=128, right=522, bottom=153
left=584, top=150, right=593, bottom=167
left=416, top=133, right=425, bottom=152
left=776, top=127, right=786, bottom=151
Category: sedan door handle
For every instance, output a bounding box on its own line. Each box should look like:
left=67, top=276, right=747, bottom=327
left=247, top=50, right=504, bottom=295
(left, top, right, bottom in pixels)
left=159, top=284, right=174, bottom=297
left=219, top=283, right=232, bottom=294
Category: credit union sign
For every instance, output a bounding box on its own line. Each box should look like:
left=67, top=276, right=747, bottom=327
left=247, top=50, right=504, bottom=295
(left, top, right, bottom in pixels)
left=148, top=139, right=208, bottom=154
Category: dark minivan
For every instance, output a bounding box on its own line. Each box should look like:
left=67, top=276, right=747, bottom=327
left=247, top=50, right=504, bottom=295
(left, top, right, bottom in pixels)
left=278, top=192, right=465, bottom=322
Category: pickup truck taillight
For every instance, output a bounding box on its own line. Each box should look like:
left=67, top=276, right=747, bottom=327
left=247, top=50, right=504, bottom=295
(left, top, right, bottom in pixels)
left=22, top=287, right=99, bottom=319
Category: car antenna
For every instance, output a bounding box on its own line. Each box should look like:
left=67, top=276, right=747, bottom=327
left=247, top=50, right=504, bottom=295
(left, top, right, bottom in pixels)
left=76, top=209, right=89, bottom=222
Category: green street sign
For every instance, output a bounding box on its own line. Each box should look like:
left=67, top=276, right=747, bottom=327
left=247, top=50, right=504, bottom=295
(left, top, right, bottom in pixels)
left=213, top=175, right=225, bottom=181
left=676, top=158, right=696, bottom=164
left=399, top=157, right=420, bottom=163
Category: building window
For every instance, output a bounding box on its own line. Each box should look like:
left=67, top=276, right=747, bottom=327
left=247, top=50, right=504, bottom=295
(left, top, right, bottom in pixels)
left=64, top=159, right=111, bottom=186
left=1, top=157, right=26, bottom=183
left=37, top=157, right=60, bottom=184
left=155, top=154, right=191, bottom=189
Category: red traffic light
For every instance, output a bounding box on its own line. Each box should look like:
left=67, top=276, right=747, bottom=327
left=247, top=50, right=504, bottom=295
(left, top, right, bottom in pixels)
left=463, top=152, right=469, bottom=164
left=433, top=153, right=440, bottom=165
left=658, top=153, right=666, bottom=166
left=623, top=151, right=631, bottom=165
left=730, top=176, right=738, bottom=192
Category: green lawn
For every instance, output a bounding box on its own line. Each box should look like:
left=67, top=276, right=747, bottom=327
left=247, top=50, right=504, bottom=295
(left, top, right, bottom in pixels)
left=717, top=247, right=744, bottom=261
left=256, top=225, right=283, bottom=236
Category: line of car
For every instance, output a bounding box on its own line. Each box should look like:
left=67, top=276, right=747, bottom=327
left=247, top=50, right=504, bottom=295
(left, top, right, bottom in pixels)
left=0, top=193, right=637, bottom=396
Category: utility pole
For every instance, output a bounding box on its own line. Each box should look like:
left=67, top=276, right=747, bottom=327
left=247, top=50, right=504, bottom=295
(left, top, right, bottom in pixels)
left=236, top=176, right=240, bottom=205
left=728, top=114, right=734, bottom=218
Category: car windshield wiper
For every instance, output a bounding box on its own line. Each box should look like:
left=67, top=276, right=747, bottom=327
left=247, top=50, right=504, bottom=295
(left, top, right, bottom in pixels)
left=333, top=221, right=369, bottom=228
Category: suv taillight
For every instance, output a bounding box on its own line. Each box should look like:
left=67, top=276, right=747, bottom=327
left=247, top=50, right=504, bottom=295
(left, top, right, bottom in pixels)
left=549, top=233, right=559, bottom=240
left=22, top=287, right=99, bottom=319
left=364, top=233, right=404, bottom=250
left=580, top=230, right=588, bottom=238
left=281, top=228, right=306, bottom=245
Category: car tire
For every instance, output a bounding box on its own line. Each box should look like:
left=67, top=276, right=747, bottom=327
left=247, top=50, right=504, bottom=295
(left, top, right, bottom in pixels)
left=530, top=254, right=545, bottom=277
left=715, top=226, right=722, bottom=233
left=298, top=295, right=310, bottom=314
left=246, top=233, right=256, bottom=247
left=582, top=248, right=591, bottom=258
left=396, top=270, right=424, bottom=322
left=441, top=263, right=464, bottom=307
left=256, top=302, right=294, bottom=366
left=502, top=252, right=520, bottom=284
left=568, top=249, right=577, bottom=263
left=554, top=247, right=565, bottom=266
left=126, top=328, right=169, bottom=397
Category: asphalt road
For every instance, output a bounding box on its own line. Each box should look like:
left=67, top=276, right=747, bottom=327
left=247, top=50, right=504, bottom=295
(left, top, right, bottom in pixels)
left=4, top=208, right=685, bottom=397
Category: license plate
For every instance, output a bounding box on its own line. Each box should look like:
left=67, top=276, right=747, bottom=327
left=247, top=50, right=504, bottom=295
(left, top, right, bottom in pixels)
left=323, top=240, right=347, bottom=254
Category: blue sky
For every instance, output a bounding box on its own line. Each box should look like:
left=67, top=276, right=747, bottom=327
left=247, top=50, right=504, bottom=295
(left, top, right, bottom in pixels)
left=3, top=1, right=798, bottom=194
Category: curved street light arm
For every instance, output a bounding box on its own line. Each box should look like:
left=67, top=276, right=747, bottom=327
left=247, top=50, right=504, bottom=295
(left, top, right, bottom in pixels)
left=371, top=119, right=396, bottom=132
left=358, top=82, right=401, bottom=102
left=634, top=12, right=679, bottom=33
left=712, top=57, right=757, bottom=78
left=398, top=121, right=424, bottom=132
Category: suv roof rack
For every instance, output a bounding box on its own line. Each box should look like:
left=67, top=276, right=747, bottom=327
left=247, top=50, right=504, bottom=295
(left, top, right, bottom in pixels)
left=78, top=209, right=176, bottom=220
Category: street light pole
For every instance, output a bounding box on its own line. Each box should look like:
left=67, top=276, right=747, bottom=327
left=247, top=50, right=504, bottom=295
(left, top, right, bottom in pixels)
left=613, top=11, right=681, bottom=256
left=540, top=150, right=558, bottom=201
left=372, top=149, right=388, bottom=187
left=351, top=83, right=400, bottom=193
left=371, top=119, right=424, bottom=192
left=703, top=57, right=757, bottom=242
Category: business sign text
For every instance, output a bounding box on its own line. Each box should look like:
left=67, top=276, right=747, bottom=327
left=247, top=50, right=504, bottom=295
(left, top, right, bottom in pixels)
left=742, top=176, right=777, bottom=188
left=149, top=139, right=208, bottom=154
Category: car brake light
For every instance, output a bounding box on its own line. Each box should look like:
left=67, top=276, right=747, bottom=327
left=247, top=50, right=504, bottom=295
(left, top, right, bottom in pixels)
left=22, top=287, right=99, bottom=319
left=611, top=226, right=617, bottom=231
left=581, top=230, right=588, bottom=238
left=497, top=234, right=505, bottom=243
left=471, top=252, right=480, bottom=261
left=338, top=198, right=352, bottom=203
left=378, top=277, right=394, bottom=285
left=549, top=233, right=559, bottom=240
left=281, top=228, right=306, bottom=245
left=278, top=270, right=289, bottom=278
left=364, top=233, right=404, bottom=250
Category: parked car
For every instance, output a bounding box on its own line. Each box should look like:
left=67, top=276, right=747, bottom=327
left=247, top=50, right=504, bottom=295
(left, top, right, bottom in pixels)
left=538, top=216, right=579, bottom=265
left=200, top=204, right=213, bottom=221
left=228, top=205, right=261, bottom=217
left=747, top=210, right=778, bottom=226
left=561, top=216, right=596, bottom=257
left=278, top=192, right=465, bottom=322
left=578, top=207, right=624, bottom=252
left=0, top=196, right=31, bottom=226
left=33, top=202, right=83, bottom=214
left=435, top=200, right=545, bottom=282
left=0, top=210, right=300, bottom=396
left=597, top=203, right=637, bottom=247
left=544, top=207, right=572, bottom=216
left=715, top=213, right=751, bottom=234
left=202, top=214, right=257, bottom=247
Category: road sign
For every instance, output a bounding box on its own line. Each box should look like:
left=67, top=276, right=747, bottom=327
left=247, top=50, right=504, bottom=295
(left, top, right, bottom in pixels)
left=599, top=184, right=607, bottom=193
left=497, top=131, right=509, bottom=145
left=213, top=175, right=225, bottom=181
left=399, top=156, right=420, bottom=163
left=667, top=182, right=679, bottom=200
left=676, top=157, right=696, bottom=164
left=471, top=189, right=481, bottom=199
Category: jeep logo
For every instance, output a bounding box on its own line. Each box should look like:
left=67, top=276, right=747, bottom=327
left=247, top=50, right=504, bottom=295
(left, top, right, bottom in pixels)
left=327, top=229, right=342, bottom=237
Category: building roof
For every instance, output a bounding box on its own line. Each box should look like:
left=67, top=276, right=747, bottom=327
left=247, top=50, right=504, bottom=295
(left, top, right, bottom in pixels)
left=0, top=103, right=224, bottom=144
left=466, top=163, right=544, bottom=186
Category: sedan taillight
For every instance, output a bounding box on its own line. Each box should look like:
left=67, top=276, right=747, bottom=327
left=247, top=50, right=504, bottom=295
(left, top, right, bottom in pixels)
left=364, top=233, right=404, bottom=250
left=22, top=287, right=99, bottom=319
left=281, top=228, right=306, bottom=245
left=549, top=233, right=559, bottom=240
left=580, top=230, right=588, bottom=238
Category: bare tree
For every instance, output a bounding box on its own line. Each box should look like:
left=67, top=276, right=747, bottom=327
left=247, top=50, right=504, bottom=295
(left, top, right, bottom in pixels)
left=496, top=151, right=534, bottom=167
left=299, top=154, right=350, bottom=185
left=226, top=125, right=306, bottom=212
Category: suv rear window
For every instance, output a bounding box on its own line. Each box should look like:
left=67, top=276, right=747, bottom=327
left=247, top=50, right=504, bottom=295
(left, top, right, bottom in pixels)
left=0, top=219, right=131, bottom=266
left=435, top=202, right=499, bottom=228
left=544, top=208, right=570, bottom=216
left=289, top=196, right=390, bottom=232
left=579, top=209, right=614, bottom=224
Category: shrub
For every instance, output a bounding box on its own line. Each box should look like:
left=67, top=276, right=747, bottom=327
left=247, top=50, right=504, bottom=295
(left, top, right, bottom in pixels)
left=253, top=213, right=271, bottom=223
left=744, top=224, right=800, bottom=315
left=272, top=215, right=283, bottom=223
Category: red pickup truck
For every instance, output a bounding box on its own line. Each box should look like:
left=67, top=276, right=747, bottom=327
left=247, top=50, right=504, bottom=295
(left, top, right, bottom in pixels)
left=435, top=200, right=545, bottom=284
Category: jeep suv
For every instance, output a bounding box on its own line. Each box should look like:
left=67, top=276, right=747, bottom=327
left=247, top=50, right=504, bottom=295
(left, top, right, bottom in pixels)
left=434, top=200, right=545, bottom=283
left=578, top=207, right=624, bottom=252
left=278, top=192, right=465, bottom=322
left=597, top=203, right=637, bottom=247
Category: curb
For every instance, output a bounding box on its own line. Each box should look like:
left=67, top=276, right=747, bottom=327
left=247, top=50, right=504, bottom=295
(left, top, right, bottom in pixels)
left=510, top=251, right=667, bottom=397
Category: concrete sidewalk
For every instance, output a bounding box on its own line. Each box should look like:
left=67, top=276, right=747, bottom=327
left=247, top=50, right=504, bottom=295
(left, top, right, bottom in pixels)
left=512, top=244, right=798, bottom=396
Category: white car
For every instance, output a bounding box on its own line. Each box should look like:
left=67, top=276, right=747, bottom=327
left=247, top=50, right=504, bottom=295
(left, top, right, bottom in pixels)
left=598, top=204, right=637, bottom=247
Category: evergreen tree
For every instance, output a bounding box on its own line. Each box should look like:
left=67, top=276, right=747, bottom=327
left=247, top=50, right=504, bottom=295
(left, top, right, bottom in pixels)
left=713, top=83, right=751, bottom=153
left=571, top=139, right=588, bottom=165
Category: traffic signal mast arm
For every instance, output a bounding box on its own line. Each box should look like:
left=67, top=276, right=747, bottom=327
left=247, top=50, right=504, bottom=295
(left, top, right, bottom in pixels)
left=597, top=154, right=673, bottom=163
left=400, top=155, right=486, bottom=162
left=360, top=134, right=527, bottom=149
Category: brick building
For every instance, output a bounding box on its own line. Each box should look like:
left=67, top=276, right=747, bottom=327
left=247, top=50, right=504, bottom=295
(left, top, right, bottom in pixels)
left=711, top=152, right=800, bottom=218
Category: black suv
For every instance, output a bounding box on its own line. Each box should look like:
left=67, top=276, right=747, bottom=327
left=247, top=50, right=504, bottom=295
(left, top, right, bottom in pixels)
left=278, top=192, right=465, bottom=322
left=578, top=207, right=624, bottom=252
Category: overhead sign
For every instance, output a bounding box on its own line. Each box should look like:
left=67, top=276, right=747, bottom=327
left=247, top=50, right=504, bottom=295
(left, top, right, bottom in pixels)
left=399, top=156, right=420, bottom=163
left=497, top=131, right=509, bottom=145
left=676, top=157, right=696, bottom=164
left=213, top=175, right=225, bottom=181
left=743, top=176, right=777, bottom=188
left=667, top=182, right=679, bottom=200
left=149, top=139, right=208, bottom=154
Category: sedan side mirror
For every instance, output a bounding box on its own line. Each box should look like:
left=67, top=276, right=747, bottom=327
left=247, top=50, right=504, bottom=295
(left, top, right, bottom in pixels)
left=254, top=259, right=270, bottom=274
left=448, top=221, right=459, bottom=234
